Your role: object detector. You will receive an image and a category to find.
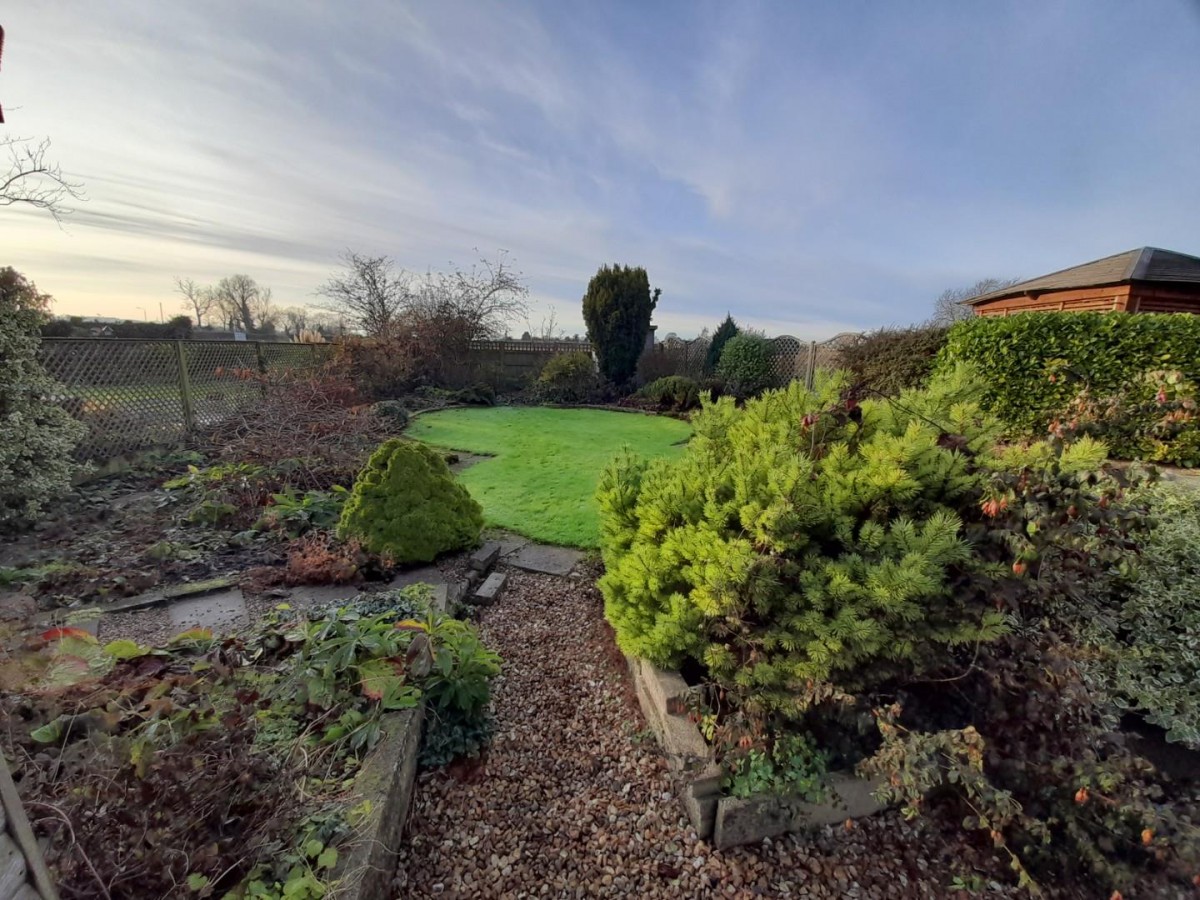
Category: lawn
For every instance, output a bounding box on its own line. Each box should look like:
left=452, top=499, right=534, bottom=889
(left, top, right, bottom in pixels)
left=408, top=407, right=692, bottom=547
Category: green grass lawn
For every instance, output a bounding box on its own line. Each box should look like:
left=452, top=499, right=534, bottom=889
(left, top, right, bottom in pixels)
left=408, top=407, right=692, bottom=548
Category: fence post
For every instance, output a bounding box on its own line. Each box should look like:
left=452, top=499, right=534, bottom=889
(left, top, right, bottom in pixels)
left=174, top=340, right=196, bottom=432
left=805, top=340, right=818, bottom=389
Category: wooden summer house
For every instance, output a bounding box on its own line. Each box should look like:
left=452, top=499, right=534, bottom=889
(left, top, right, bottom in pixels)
left=964, top=247, right=1200, bottom=317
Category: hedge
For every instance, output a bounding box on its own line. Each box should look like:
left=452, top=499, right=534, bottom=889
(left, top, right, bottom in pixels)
left=839, top=325, right=948, bottom=395
left=937, top=313, right=1200, bottom=434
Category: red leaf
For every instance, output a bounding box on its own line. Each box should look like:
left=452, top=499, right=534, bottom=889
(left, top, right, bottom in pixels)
left=40, top=627, right=96, bottom=643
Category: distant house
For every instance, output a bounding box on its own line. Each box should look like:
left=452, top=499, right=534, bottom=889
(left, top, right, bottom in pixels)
left=965, top=247, right=1200, bottom=317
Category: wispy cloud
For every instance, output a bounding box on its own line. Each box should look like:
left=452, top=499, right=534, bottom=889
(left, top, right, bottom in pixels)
left=1, top=0, right=1198, bottom=337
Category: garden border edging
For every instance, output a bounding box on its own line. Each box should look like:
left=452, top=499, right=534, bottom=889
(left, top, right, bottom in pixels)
left=625, top=654, right=886, bottom=849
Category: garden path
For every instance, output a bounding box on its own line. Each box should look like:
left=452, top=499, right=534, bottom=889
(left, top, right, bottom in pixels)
left=392, top=567, right=1022, bottom=899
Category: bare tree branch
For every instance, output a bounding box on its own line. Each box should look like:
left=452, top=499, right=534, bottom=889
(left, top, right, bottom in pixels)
left=0, top=136, right=86, bottom=221
left=317, top=251, right=410, bottom=336
left=212, top=274, right=272, bottom=332
left=175, top=277, right=215, bottom=328
left=930, top=276, right=1022, bottom=326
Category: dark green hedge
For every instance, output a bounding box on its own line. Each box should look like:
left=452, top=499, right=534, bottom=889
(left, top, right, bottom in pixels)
left=937, top=313, right=1200, bottom=433
left=839, top=325, right=949, bottom=394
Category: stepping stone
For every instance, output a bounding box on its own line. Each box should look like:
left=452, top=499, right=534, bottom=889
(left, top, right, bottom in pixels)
left=470, top=542, right=501, bottom=572
left=511, top=544, right=584, bottom=577
left=492, top=532, right=531, bottom=558
left=471, top=572, right=507, bottom=606
left=167, top=589, right=248, bottom=633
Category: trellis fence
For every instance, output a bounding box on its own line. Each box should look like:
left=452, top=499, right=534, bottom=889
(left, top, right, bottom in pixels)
left=39, top=338, right=330, bottom=461
left=638, top=333, right=858, bottom=388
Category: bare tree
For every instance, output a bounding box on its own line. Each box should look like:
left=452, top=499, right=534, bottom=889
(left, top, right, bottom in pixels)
left=278, top=306, right=312, bottom=340
left=1, top=137, right=85, bottom=221
left=317, top=251, right=410, bottom=337
left=406, top=252, right=529, bottom=342
left=931, top=276, right=1022, bottom=325
left=174, top=277, right=214, bottom=328
left=527, top=307, right=564, bottom=340
left=213, top=274, right=272, bottom=332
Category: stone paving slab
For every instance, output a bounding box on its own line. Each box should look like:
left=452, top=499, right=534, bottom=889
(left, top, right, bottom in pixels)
left=489, top=532, right=531, bottom=558
left=167, top=589, right=248, bottom=632
left=282, top=584, right=363, bottom=609
left=510, top=544, right=584, bottom=577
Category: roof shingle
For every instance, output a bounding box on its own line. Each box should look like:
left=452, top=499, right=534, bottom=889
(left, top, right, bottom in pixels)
left=965, top=247, right=1200, bottom=305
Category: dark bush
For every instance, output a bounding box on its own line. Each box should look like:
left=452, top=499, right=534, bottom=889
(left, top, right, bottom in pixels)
left=534, top=351, right=599, bottom=403
left=635, top=375, right=701, bottom=411
left=715, top=333, right=773, bottom=399
left=838, top=325, right=948, bottom=394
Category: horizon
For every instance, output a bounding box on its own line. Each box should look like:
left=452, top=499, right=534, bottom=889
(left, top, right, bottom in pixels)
left=2, top=2, right=1199, bottom=338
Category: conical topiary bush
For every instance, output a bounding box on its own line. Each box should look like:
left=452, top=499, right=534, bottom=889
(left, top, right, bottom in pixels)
left=337, top=439, right=483, bottom=563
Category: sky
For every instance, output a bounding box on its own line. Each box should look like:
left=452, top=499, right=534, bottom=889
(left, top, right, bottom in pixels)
left=2, top=1, right=1199, bottom=339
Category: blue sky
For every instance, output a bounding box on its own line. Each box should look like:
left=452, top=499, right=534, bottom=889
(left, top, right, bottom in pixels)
left=2, top=1, right=1199, bottom=337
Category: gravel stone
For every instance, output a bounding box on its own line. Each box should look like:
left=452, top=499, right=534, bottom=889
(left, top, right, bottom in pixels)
left=392, top=568, right=1029, bottom=898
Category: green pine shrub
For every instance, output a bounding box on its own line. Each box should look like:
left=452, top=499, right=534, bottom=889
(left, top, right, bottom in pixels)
left=714, top=333, right=774, bottom=399
left=635, top=375, right=701, bottom=411
left=938, top=312, right=1200, bottom=437
left=597, top=367, right=1014, bottom=707
left=337, top=439, right=483, bottom=563
left=838, top=325, right=948, bottom=394
left=0, top=268, right=86, bottom=528
left=535, top=350, right=598, bottom=402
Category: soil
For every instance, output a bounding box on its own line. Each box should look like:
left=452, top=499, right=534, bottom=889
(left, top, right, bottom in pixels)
left=0, top=456, right=289, bottom=613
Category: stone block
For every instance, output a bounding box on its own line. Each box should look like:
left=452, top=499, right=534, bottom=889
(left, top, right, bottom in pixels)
left=332, top=706, right=424, bottom=900
left=712, top=773, right=885, bottom=850
left=471, top=572, right=507, bottom=606
left=469, top=542, right=500, bottom=572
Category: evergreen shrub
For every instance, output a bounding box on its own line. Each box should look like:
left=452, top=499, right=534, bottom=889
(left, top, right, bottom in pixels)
left=838, top=325, right=948, bottom=394
left=597, top=368, right=1017, bottom=706
left=535, top=351, right=598, bottom=402
left=337, top=439, right=482, bottom=562
left=635, top=375, right=701, bottom=411
left=938, top=312, right=1200, bottom=435
left=714, top=333, right=774, bottom=399
left=0, top=268, right=86, bottom=528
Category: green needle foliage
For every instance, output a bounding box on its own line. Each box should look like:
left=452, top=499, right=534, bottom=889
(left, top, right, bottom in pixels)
left=337, top=439, right=483, bottom=563
left=597, top=367, right=1015, bottom=711
left=582, top=263, right=660, bottom=386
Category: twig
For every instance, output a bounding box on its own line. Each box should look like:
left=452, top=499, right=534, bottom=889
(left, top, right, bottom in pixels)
left=29, top=801, right=112, bottom=900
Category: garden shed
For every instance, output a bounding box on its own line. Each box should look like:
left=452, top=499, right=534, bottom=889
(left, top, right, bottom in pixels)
left=965, top=246, right=1200, bottom=316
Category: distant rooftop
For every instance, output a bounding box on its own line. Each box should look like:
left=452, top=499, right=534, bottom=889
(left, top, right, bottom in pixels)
left=965, top=247, right=1200, bottom=306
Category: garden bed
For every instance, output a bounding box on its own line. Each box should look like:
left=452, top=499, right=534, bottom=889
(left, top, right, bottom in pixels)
left=626, top=655, right=884, bottom=849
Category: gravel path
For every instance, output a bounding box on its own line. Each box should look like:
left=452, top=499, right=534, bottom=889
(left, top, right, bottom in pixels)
left=393, top=569, right=1023, bottom=899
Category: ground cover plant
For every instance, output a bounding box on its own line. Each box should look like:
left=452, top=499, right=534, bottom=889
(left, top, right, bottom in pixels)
left=1, top=586, right=500, bottom=899
left=409, top=407, right=691, bottom=547
left=597, top=368, right=1200, bottom=896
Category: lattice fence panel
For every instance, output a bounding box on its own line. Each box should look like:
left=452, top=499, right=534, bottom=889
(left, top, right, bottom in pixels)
left=767, top=335, right=806, bottom=387
left=41, top=339, right=187, bottom=459
left=39, top=339, right=333, bottom=462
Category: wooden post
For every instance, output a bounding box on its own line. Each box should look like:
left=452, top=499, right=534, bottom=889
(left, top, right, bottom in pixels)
left=174, top=340, right=195, bottom=432
left=254, top=341, right=269, bottom=399
left=805, top=340, right=818, bottom=389
left=2, top=752, right=61, bottom=900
